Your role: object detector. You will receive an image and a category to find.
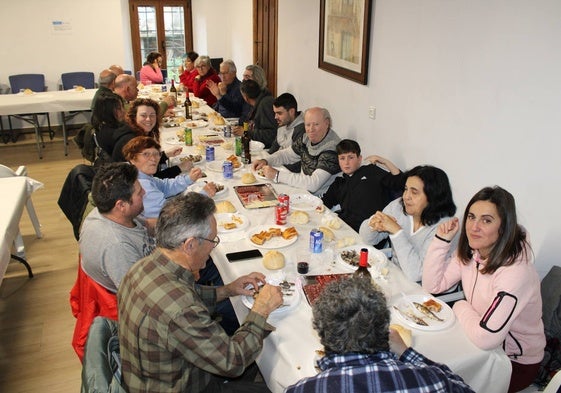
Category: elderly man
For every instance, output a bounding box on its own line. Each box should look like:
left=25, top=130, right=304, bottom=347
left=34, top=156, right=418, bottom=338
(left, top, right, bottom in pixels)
left=286, top=278, right=474, bottom=393
left=113, top=73, right=174, bottom=116
left=90, top=69, right=118, bottom=110
left=80, top=163, right=154, bottom=293
left=252, top=107, right=341, bottom=196
left=109, top=64, right=124, bottom=76
left=118, top=192, right=283, bottom=393
left=207, top=59, right=249, bottom=119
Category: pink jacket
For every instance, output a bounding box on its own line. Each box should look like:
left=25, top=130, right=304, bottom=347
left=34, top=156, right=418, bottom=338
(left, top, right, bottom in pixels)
left=423, top=237, right=545, bottom=365
left=139, top=64, right=163, bottom=84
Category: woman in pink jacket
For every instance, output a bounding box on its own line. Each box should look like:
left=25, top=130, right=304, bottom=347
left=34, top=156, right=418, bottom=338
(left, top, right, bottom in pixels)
left=423, top=186, right=545, bottom=393
left=139, top=52, right=164, bottom=85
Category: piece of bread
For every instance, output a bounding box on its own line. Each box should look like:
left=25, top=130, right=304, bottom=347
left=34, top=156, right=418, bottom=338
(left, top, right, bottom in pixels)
left=268, top=228, right=282, bottom=237
left=290, top=210, right=309, bottom=225
left=423, top=298, right=442, bottom=313
left=223, top=222, right=237, bottom=230
left=250, top=234, right=265, bottom=245
left=390, top=324, right=412, bottom=347
left=263, top=250, right=285, bottom=270
left=241, top=172, right=257, bottom=184
left=215, top=200, right=236, bottom=213
left=281, top=227, right=298, bottom=240
left=318, top=226, right=335, bottom=242
left=213, top=116, right=225, bottom=125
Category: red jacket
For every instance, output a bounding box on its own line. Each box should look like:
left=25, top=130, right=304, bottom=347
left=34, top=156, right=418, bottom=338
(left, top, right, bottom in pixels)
left=70, top=259, right=118, bottom=362
left=192, top=68, right=221, bottom=106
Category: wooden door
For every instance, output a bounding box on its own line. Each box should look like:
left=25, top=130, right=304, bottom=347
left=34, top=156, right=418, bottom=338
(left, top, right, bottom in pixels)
left=253, top=0, right=278, bottom=96
left=129, top=0, right=193, bottom=81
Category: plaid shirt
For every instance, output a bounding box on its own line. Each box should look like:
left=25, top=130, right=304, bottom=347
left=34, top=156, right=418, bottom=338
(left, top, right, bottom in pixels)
left=118, top=249, right=273, bottom=393
left=286, top=349, right=475, bottom=393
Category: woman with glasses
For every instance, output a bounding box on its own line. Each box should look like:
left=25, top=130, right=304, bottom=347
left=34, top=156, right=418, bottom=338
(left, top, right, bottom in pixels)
left=123, top=136, right=217, bottom=230
left=178, top=51, right=199, bottom=92
left=139, top=51, right=164, bottom=85
left=192, top=55, right=221, bottom=106
left=112, top=98, right=190, bottom=179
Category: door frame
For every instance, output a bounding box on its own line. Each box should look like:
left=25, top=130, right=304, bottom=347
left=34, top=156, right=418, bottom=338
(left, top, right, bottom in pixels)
left=253, top=0, right=278, bottom=96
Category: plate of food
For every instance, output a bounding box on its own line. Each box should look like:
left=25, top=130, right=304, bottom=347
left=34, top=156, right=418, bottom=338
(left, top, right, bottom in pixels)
left=206, top=159, right=243, bottom=173
left=184, top=119, right=208, bottom=129
left=215, top=213, right=249, bottom=233
left=290, top=194, right=323, bottom=211
left=188, top=180, right=227, bottom=197
left=179, top=154, right=205, bottom=165
left=198, top=134, right=225, bottom=146
left=242, top=276, right=301, bottom=316
left=248, top=225, right=298, bottom=248
left=164, top=136, right=184, bottom=145
left=254, top=168, right=268, bottom=180
left=392, top=294, right=455, bottom=331
left=337, top=245, right=388, bottom=274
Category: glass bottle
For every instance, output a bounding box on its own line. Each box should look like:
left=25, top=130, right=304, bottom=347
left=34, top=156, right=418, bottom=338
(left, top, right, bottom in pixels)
left=241, top=122, right=251, bottom=164
left=353, top=248, right=371, bottom=280
left=170, top=79, right=177, bottom=100
left=184, top=88, right=192, bottom=120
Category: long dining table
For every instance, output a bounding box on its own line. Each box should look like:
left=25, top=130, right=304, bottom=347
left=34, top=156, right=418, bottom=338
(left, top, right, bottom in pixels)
left=0, top=88, right=96, bottom=157
left=158, top=98, right=512, bottom=393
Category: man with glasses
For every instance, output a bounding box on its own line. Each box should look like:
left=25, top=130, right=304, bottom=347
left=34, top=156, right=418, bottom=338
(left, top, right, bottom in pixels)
left=207, top=59, right=250, bottom=119
left=192, top=55, right=222, bottom=106
left=119, top=192, right=283, bottom=393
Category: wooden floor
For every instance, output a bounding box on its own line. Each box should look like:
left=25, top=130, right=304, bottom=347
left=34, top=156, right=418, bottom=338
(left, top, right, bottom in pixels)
left=0, top=135, right=86, bottom=392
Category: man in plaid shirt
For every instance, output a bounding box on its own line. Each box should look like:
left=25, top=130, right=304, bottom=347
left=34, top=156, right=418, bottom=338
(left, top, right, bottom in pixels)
left=286, top=278, right=475, bottom=393
left=118, top=193, right=283, bottom=393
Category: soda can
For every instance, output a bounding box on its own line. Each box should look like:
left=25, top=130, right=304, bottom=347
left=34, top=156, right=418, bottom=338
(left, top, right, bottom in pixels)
left=275, top=205, right=288, bottom=225
left=278, top=193, right=290, bottom=214
left=205, top=146, right=215, bottom=162
left=309, top=229, right=323, bottom=254
left=222, top=160, right=233, bottom=179
left=224, top=125, right=232, bottom=138
left=161, top=84, right=167, bottom=92
left=235, top=136, right=242, bottom=156
left=184, top=127, right=193, bottom=146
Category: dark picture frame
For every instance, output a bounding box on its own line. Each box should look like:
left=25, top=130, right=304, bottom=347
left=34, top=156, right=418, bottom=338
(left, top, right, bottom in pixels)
left=319, top=0, right=373, bottom=85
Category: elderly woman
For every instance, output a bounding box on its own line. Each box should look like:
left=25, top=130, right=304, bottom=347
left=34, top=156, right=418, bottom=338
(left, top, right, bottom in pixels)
left=423, top=186, right=545, bottom=393
left=122, top=136, right=216, bottom=229
left=112, top=98, right=189, bottom=179
left=139, top=51, right=164, bottom=85
left=178, top=51, right=199, bottom=92
left=192, top=55, right=221, bottom=106
left=242, top=64, right=268, bottom=90
left=359, top=165, right=457, bottom=283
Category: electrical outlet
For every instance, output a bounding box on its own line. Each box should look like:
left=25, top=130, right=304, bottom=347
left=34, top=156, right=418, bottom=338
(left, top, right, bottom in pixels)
left=368, top=106, right=376, bottom=120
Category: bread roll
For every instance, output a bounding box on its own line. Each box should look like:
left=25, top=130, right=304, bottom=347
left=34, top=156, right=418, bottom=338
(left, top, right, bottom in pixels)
left=214, top=116, right=225, bottom=125
left=215, top=200, right=236, bottom=213
left=263, top=250, right=285, bottom=270
left=290, top=210, right=309, bottom=224
left=318, top=226, right=335, bottom=242
left=390, top=324, right=412, bottom=347
left=241, top=172, right=256, bottom=184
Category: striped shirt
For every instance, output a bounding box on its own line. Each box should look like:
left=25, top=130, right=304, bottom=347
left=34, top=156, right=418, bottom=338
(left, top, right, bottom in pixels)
left=286, top=349, right=474, bottom=393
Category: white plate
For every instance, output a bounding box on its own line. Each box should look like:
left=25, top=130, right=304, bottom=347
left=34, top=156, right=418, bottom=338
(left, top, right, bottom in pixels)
left=392, top=295, right=455, bottom=331
left=206, top=160, right=243, bottom=173
left=254, top=169, right=268, bottom=180
left=290, top=194, right=323, bottom=211
left=242, top=276, right=301, bottom=316
left=164, top=136, right=184, bottom=146
left=178, top=154, right=205, bottom=165
left=184, top=120, right=208, bottom=129
left=250, top=140, right=265, bottom=152
left=248, top=225, right=298, bottom=249
left=215, top=213, right=249, bottom=233
left=337, top=245, right=388, bottom=272
left=188, top=180, right=227, bottom=197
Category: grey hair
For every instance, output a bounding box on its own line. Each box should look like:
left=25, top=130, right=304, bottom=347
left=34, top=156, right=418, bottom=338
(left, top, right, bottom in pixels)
left=99, top=70, right=117, bottom=87
left=245, top=64, right=267, bottom=89
left=114, top=74, right=136, bottom=90
left=195, top=55, right=212, bottom=68
left=312, top=278, right=390, bottom=354
left=304, top=107, right=332, bottom=128
left=155, top=192, right=216, bottom=249
left=222, top=59, right=237, bottom=73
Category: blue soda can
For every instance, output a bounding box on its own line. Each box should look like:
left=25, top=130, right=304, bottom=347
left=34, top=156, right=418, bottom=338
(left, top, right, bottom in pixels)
left=205, top=146, right=215, bottom=162
left=224, top=125, right=232, bottom=138
left=309, top=229, right=323, bottom=254
left=222, top=160, right=233, bottom=179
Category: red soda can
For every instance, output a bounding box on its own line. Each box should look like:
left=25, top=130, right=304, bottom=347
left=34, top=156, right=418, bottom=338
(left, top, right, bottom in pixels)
left=278, top=193, right=290, bottom=214
left=275, top=205, right=288, bottom=225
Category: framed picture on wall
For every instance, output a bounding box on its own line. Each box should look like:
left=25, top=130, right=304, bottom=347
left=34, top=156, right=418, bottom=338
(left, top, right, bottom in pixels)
left=319, top=0, right=373, bottom=85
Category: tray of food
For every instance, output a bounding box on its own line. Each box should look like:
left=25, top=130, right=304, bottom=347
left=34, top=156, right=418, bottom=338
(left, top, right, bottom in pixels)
left=301, top=274, right=351, bottom=305
left=233, top=183, right=280, bottom=209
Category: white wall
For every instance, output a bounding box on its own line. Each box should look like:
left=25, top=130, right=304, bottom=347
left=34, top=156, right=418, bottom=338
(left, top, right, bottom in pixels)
left=2, top=0, right=560, bottom=277
left=276, top=0, right=561, bottom=277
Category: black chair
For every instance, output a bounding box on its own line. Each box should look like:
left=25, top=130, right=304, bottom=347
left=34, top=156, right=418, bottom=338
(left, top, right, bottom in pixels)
left=123, top=70, right=132, bottom=75
left=161, top=69, right=167, bottom=81
left=7, top=74, right=54, bottom=153
left=210, top=57, right=223, bottom=71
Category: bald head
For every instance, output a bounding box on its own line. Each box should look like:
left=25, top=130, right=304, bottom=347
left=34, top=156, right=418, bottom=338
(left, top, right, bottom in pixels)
left=304, top=107, right=331, bottom=144
left=114, top=74, right=138, bottom=101
left=109, top=64, right=124, bottom=76
left=99, top=69, right=117, bottom=88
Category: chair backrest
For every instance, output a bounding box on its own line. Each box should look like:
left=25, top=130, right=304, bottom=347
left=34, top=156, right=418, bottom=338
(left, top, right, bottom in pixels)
left=210, top=57, right=223, bottom=71
left=135, top=71, right=140, bottom=81
left=9, top=74, right=46, bottom=94
left=61, top=72, right=95, bottom=90
left=161, top=68, right=167, bottom=80
left=123, top=70, right=132, bottom=75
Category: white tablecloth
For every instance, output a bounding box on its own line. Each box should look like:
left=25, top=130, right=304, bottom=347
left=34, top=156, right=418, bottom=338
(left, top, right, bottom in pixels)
left=159, top=115, right=512, bottom=393
left=0, top=177, right=28, bottom=286
left=0, top=89, right=96, bottom=116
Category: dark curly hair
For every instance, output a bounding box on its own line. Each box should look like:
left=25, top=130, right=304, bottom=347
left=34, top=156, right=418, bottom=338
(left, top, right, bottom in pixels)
left=125, top=98, right=161, bottom=142
left=91, top=163, right=138, bottom=214
left=312, top=278, right=390, bottom=354
left=401, top=165, right=456, bottom=225
left=457, top=186, right=530, bottom=274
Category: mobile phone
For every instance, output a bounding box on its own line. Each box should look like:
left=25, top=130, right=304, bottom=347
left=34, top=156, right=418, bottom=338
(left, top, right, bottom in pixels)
left=226, top=249, right=263, bottom=262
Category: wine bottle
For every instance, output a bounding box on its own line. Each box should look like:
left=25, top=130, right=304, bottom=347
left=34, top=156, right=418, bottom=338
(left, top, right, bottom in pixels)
left=242, top=122, right=251, bottom=164
left=353, top=248, right=371, bottom=280
left=170, top=79, right=177, bottom=100
left=184, top=88, right=192, bottom=120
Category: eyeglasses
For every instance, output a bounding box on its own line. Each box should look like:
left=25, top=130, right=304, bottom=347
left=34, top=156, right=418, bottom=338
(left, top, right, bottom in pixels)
left=197, top=235, right=220, bottom=248
left=139, top=151, right=162, bottom=159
